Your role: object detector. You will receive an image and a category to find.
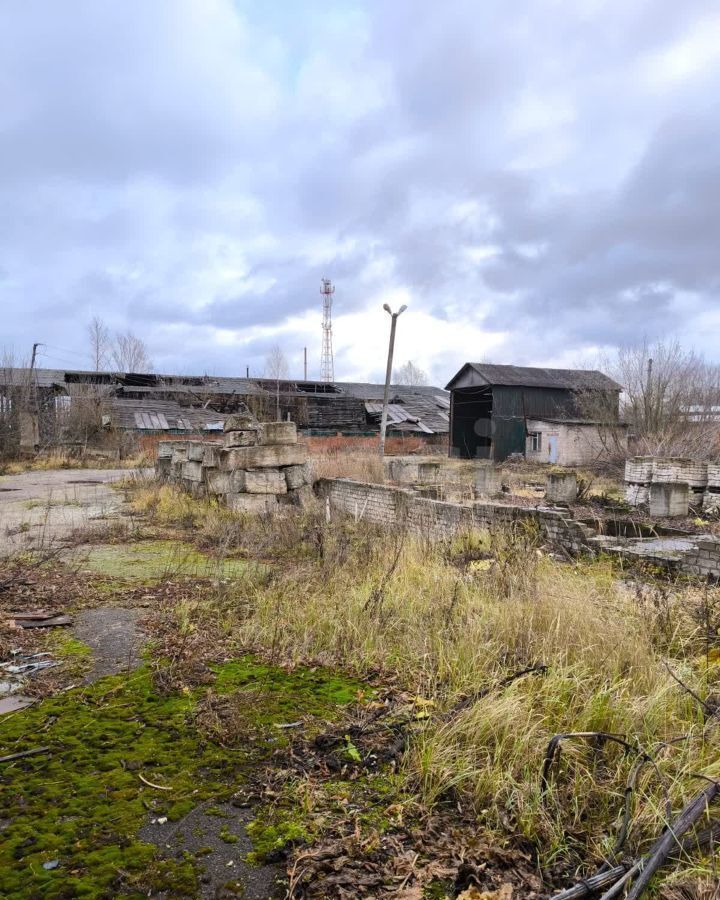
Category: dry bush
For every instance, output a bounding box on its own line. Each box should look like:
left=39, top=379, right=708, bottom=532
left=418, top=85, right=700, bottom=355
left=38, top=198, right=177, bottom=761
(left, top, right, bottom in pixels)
left=128, top=479, right=720, bottom=882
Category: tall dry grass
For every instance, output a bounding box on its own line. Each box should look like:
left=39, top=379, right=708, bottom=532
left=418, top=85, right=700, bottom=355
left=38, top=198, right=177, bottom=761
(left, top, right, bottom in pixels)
left=131, top=480, right=720, bottom=876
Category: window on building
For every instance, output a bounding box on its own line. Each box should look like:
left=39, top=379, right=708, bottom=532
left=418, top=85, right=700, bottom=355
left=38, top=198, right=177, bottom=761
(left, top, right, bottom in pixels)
left=528, top=431, right=542, bottom=452
left=0, top=393, right=11, bottom=416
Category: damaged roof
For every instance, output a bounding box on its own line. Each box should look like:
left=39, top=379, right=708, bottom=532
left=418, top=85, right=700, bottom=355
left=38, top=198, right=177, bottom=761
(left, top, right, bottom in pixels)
left=2, top=367, right=450, bottom=435
left=107, top=398, right=224, bottom=432
left=446, top=363, right=622, bottom=392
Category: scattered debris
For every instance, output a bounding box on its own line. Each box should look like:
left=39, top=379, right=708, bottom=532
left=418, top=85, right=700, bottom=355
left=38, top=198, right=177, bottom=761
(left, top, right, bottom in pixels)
left=12, top=613, right=73, bottom=629
left=139, top=772, right=173, bottom=791
left=42, top=860, right=59, bottom=871
left=0, top=746, right=50, bottom=764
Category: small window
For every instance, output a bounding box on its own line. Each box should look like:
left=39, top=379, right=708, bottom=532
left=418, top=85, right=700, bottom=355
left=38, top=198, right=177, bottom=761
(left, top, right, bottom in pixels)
left=0, top=393, right=12, bottom=415
left=528, top=431, right=542, bottom=453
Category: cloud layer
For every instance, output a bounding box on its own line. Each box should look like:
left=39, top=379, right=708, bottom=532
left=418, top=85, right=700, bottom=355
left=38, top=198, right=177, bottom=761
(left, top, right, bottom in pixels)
left=2, top=0, right=719, bottom=383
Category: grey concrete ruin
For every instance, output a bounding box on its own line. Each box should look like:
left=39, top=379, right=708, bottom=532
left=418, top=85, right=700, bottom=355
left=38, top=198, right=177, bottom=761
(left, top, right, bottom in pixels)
left=155, top=418, right=312, bottom=513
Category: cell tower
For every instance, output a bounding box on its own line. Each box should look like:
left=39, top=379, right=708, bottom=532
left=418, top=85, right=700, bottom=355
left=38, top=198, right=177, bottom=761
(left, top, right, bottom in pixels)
left=320, top=278, right=335, bottom=383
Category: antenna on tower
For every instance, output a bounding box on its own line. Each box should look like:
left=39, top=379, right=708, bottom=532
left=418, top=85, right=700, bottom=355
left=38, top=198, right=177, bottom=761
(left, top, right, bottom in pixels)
left=320, top=278, right=335, bottom=383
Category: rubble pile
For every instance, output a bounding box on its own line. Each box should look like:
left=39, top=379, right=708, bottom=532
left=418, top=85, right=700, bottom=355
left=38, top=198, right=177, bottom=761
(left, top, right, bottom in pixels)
left=155, top=416, right=312, bottom=514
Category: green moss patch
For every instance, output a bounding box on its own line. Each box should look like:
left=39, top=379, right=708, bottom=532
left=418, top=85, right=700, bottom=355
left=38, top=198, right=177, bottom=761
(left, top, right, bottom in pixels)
left=0, top=656, right=364, bottom=898
left=80, top=540, right=252, bottom=583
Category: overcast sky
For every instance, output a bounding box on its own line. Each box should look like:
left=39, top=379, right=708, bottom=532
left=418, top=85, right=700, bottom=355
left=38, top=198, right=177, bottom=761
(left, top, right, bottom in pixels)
left=2, top=1, right=719, bottom=384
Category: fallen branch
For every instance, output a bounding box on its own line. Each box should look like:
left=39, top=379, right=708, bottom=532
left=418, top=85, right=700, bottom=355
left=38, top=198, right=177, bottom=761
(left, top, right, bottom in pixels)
left=623, top=779, right=720, bottom=900
left=553, top=819, right=720, bottom=899
left=0, top=746, right=50, bottom=764
left=541, top=732, right=654, bottom=796
left=551, top=864, right=628, bottom=899
left=663, top=661, right=714, bottom=718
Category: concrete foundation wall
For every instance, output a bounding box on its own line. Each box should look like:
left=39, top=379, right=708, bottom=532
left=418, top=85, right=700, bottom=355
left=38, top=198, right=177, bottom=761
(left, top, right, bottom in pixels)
left=317, top=478, right=589, bottom=552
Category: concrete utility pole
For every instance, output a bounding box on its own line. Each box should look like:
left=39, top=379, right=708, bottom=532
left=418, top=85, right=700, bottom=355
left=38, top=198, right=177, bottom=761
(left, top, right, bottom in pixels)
left=378, top=303, right=407, bottom=456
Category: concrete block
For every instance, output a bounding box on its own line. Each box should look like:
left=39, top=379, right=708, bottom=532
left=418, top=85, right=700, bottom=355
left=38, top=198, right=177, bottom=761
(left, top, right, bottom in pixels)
left=206, top=469, right=246, bottom=495
left=157, top=441, right=176, bottom=459
left=545, top=472, right=578, bottom=504
left=186, top=442, right=206, bottom=462
left=223, top=413, right=257, bottom=432
left=625, top=484, right=649, bottom=506
left=653, top=458, right=708, bottom=487
left=475, top=464, right=503, bottom=497
left=171, top=445, right=189, bottom=465
left=260, top=422, right=298, bottom=446
left=202, top=444, right=221, bottom=467
left=181, top=460, right=204, bottom=483
left=649, top=482, right=689, bottom=517
left=280, top=485, right=314, bottom=508
left=220, top=444, right=307, bottom=470
left=224, top=430, right=259, bottom=448
left=227, top=493, right=278, bottom=515
left=384, top=458, right=442, bottom=484
left=703, top=491, right=720, bottom=512
left=285, top=463, right=312, bottom=490
left=244, top=468, right=287, bottom=494
left=624, top=456, right=655, bottom=483
left=707, top=464, right=720, bottom=489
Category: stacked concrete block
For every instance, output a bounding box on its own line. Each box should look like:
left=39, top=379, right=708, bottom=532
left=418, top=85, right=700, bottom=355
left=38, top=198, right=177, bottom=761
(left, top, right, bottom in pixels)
left=649, top=482, right=689, bottom=518
left=624, top=457, right=654, bottom=507
left=155, top=420, right=313, bottom=514
left=702, top=463, right=720, bottom=513
left=653, top=458, right=707, bottom=507
left=625, top=457, right=708, bottom=509
left=384, top=457, right=442, bottom=485
left=545, top=472, right=578, bottom=504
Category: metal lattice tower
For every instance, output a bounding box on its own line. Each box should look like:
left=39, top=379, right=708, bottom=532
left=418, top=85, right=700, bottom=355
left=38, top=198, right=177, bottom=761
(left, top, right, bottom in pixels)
left=320, top=278, right=335, bottom=383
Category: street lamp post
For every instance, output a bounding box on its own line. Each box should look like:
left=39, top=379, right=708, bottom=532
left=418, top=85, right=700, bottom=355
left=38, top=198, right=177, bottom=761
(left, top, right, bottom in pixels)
left=378, top=303, right=407, bottom=456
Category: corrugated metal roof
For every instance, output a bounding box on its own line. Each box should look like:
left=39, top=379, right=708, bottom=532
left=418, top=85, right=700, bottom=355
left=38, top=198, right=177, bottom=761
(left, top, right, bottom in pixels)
left=446, top=363, right=621, bottom=392
left=110, top=399, right=225, bottom=432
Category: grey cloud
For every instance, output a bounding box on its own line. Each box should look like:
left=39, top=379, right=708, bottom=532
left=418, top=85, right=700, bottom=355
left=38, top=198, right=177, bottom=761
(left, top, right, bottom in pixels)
left=2, top=0, right=720, bottom=378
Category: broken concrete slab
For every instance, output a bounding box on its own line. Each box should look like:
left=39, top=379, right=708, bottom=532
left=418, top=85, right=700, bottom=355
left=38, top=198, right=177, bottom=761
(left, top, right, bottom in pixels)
left=220, top=445, right=307, bottom=470
left=259, top=422, right=297, bottom=446
left=227, top=493, right=279, bottom=514
left=244, top=469, right=287, bottom=495
left=285, top=463, right=312, bottom=490
left=186, top=442, right=206, bottom=462
left=181, top=460, right=204, bottom=483
left=206, top=469, right=246, bottom=496
left=224, top=430, right=260, bottom=448
left=223, top=413, right=257, bottom=432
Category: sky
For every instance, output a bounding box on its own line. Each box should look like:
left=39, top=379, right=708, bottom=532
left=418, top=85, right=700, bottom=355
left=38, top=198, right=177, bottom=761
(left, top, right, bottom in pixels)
left=1, top=0, right=719, bottom=385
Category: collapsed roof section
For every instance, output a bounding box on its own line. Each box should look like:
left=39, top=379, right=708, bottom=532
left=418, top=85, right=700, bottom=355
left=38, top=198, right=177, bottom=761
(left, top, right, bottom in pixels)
left=0, top=368, right=449, bottom=436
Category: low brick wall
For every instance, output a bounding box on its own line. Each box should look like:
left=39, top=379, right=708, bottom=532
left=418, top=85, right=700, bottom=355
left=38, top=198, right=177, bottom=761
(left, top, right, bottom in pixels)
left=316, top=478, right=590, bottom=553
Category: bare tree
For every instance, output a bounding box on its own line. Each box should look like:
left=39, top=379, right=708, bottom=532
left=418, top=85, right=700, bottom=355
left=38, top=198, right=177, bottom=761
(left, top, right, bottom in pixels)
left=583, top=338, right=720, bottom=463
left=264, top=345, right=289, bottom=420
left=112, top=331, right=153, bottom=372
left=395, top=360, right=428, bottom=386
left=88, top=317, right=112, bottom=371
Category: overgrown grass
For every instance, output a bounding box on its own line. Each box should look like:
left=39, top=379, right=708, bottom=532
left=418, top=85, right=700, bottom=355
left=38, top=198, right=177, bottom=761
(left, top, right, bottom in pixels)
left=130, top=481, right=720, bottom=884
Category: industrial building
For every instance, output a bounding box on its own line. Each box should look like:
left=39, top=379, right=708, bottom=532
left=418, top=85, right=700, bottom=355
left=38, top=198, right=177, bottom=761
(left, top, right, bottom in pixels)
left=0, top=367, right=449, bottom=453
left=445, top=363, right=626, bottom=464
